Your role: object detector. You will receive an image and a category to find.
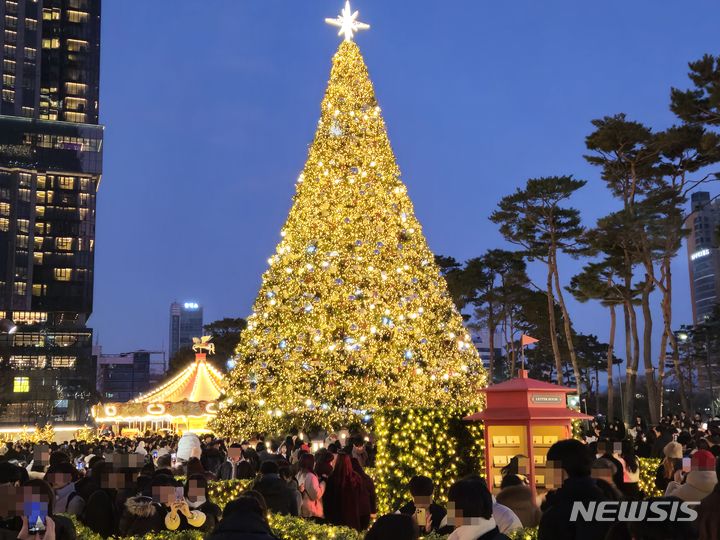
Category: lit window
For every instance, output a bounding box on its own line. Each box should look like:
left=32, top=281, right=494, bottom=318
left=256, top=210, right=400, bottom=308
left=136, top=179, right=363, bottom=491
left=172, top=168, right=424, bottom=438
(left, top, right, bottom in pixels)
left=58, top=176, right=75, bottom=189
left=55, top=237, right=73, bottom=251
left=13, top=377, right=29, bottom=393
left=0, top=218, right=8, bottom=232
left=13, top=282, right=26, bottom=295
left=25, top=18, right=37, bottom=31
left=66, top=10, right=88, bottom=23
left=64, top=111, right=86, bottom=123
left=51, top=356, right=76, bottom=368
left=41, top=38, right=60, bottom=49
left=53, top=268, right=72, bottom=281
left=66, top=39, right=88, bottom=52
left=0, top=202, right=9, bottom=216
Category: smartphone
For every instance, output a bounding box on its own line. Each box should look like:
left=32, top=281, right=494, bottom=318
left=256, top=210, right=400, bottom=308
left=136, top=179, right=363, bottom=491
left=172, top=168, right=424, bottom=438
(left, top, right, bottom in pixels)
left=171, top=453, right=177, bottom=463
left=702, top=422, right=708, bottom=431
left=77, top=461, right=85, bottom=471
left=175, top=487, right=184, bottom=502
left=152, top=450, right=158, bottom=459
left=27, top=501, right=48, bottom=535
left=682, top=457, right=692, bottom=473
left=415, top=507, right=427, bottom=530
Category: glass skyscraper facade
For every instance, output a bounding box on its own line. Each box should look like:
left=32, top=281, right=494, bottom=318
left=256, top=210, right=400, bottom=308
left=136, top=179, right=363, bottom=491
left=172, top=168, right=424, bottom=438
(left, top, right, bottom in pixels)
left=169, top=301, right=203, bottom=357
left=0, top=0, right=102, bottom=424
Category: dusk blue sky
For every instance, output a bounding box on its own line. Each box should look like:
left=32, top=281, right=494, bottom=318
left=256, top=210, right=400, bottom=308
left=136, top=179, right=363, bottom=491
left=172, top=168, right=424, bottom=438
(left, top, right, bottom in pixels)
left=95, top=0, right=720, bottom=358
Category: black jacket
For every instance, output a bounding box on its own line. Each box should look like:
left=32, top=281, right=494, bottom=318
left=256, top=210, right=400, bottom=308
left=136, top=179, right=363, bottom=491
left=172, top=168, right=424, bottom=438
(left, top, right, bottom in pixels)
left=252, top=474, right=299, bottom=516
left=538, top=477, right=611, bottom=540
left=118, top=496, right=167, bottom=537
left=207, top=511, right=280, bottom=540
left=218, top=460, right=256, bottom=480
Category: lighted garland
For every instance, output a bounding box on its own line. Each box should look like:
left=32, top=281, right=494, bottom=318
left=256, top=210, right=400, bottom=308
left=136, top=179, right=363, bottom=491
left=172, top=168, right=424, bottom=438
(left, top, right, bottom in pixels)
left=213, top=40, right=486, bottom=439
left=374, top=407, right=485, bottom=513
left=637, top=457, right=663, bottom=498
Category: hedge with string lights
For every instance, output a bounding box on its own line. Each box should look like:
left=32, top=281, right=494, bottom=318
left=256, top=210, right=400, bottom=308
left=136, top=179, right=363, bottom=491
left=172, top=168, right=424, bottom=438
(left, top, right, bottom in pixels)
left=374, top=406, right=485, bottom=513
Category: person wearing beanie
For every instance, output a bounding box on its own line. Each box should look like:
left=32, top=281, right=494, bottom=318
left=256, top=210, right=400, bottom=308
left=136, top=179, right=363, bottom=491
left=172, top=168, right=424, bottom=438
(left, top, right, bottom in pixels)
left=665, top=450, right=718, bottom=502
left=655, top=442, right=683, bottom=492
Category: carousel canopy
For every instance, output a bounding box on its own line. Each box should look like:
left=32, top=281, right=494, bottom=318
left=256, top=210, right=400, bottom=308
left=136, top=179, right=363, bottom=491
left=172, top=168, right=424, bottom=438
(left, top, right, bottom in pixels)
left=92, top=343, right=225, bottom=430
left=132, top=353, right=224, bottom=403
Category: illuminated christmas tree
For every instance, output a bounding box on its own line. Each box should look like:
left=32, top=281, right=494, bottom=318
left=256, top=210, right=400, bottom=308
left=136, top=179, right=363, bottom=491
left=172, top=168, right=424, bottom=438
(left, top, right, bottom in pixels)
left=214, top=3, right=486, bottom=437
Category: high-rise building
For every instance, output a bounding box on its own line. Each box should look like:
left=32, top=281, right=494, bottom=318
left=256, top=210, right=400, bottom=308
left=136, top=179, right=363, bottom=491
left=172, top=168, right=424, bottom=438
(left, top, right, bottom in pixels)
left=96, top=350, right=164, bottom=402
left=169, top=301, right=203, bottom=357
left=0, top=0, right=102, bottom=424
left=686, top=191, right=720, bottom=323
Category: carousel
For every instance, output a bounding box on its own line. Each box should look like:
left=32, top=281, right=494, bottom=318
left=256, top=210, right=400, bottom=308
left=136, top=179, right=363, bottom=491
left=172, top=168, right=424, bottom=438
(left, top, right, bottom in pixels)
left=92, top=336, right=224, bottom=435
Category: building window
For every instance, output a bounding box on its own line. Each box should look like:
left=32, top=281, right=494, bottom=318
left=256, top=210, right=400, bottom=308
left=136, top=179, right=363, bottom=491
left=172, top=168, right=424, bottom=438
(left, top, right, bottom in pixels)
left=66, top=39, right=88, bottom=52
left=55, top=237, right=73, bottom=251
left=10, top=356, right=46, bottom=369
left=53, top=268, right=72, bottom=281
left=66, top=10, right=89, bottom=23
left=3, top=74, right=15, bottom=87
left=51, top=356, right=76, bottom=368
left=13, top=282, right=26, bottom=295
left=42, top=38, right=60, bottom=49
left=0, top=218, right=9, bottom=232
left=13, top=377, right=29, bottom=393
left=58, top=176, right=75, bottom=190
left=64, top=111, right=86, bottom=123
left=0, top=202, right=9, bottom=216
left=25, top=18, right=37, bottom=31
left=1, top=89, right=14, bottom=102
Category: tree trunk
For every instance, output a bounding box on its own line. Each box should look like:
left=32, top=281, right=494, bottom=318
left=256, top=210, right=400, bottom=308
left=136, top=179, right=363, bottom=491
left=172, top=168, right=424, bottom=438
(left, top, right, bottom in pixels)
left=607, top=304, right=616, bottom=421
left=546, top=263, right=563, bottom=383
left=622, top=301, right=631, bottom=424
left=488, top=312, right=496, bottom=385
left=657, top=329, right=668, bottom=418
left=552, top=251, right=582, bottom=397
left=509, top=312, right=517, bottom=376
left=659, top=258, right=690, bottom=413
left=624, top=300, right=640, bottom=426
left=641, top=278, right=660, bottom=424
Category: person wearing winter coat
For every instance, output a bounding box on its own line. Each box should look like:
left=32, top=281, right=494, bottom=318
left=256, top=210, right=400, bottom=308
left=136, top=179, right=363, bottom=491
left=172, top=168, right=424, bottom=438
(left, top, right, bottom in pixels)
left=665, top=450, right=718, bottom=502
left=208, top=496, right=280, bottom=540
left=655, top=441, right=683, bottom=492
left=218, top=444, right=256, bottom=480
left=538, top=439, right=611, bottom=540
left=295, top=453, right=325, bottom=518
left=183, top=474, right=221, bottom=532
left=396, top=475, right=447, bottom=533
left=697, top=457, right=720, bottom=540
left=323, top=452, right=365, bottom=530
left=44, top=463, right=84, bottom=516
left=251, top=461, right=299, bottom=516
left=118, top=495, right=167, bottom=536
left=445, top=477, right=510, bottom=540
left=495, top=475, right=540, bottom=529
left=351, top=457, right=377, bottom=529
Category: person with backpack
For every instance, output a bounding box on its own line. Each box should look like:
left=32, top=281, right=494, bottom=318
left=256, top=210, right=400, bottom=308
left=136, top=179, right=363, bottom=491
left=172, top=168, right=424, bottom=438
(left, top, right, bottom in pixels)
left=44, top=463, right=84, bottom=516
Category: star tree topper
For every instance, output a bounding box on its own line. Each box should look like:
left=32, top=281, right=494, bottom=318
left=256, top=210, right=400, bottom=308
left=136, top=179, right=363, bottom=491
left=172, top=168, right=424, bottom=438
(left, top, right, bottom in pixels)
left=325, top=1, right=370, bottom=42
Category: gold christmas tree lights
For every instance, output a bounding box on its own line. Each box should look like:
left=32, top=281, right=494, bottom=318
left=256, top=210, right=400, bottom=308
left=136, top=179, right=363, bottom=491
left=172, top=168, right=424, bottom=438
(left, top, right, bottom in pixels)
left=213, top=37, right=486, bottom=438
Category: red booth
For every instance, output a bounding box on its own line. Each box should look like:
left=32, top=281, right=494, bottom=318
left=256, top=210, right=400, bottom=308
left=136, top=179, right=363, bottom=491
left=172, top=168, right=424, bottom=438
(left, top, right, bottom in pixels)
left=464, top=369, right=591, bottom=497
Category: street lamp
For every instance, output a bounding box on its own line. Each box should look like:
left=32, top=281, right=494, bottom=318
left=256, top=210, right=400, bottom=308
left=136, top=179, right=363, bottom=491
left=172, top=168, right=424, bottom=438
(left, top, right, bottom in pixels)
left=0, top=319, right=16, bottom=334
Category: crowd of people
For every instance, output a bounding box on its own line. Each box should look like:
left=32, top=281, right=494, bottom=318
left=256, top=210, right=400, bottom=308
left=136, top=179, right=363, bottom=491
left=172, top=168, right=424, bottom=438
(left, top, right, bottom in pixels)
left=0, top=412, right=717, bottom=540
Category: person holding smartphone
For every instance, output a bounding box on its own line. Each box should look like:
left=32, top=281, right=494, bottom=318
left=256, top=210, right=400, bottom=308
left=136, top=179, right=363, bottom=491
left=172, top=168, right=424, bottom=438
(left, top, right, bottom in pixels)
left=17, top=479, right=76, bottom=540
left=164, top=483, right=207, bottom=531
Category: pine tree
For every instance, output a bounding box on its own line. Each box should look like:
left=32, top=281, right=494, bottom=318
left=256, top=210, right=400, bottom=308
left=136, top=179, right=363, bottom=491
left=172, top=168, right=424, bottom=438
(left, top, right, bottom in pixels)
left=213, top=42, right=486, bottom=437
